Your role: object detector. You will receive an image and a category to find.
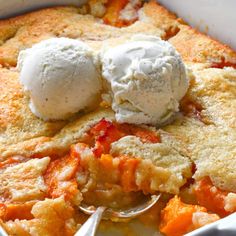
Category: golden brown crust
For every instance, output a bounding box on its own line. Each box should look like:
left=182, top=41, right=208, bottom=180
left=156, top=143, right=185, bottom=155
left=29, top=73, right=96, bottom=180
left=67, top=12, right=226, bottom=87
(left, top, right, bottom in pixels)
left=0, top=107, right=193, bottom=195
left=0, top=1, right=235, bottom=195
left=0, top=67, right=65, bottom=148
left=4, top=198, right=78, bottom=236
left=164, top=67, right=236, bottom=192
left=0, top=1, right=235, bottom=67
left=111, top=133, right=192, bottom=194
left=0, top=6, right=163, bottom=67
left=0, top=6, right=162, bottom=152
left=139, top=0, right=183, bottom=39
left=0, top=108, right=114, bottom=160
left=169, top=25, right=236, bottom=65
left=0, top=7, right=80, bottom=67
left=189, top=67, right=236, bottom=129
left=165, top=118, right=236, bottom=192
left=0, top=157, right=50, bottom=203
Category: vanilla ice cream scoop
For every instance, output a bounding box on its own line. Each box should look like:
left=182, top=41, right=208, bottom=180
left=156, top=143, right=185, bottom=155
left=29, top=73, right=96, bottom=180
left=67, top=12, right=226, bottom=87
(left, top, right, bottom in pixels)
left=18, top=37, right=102, bottom=120
left=101, top=34, right=189, bottom=125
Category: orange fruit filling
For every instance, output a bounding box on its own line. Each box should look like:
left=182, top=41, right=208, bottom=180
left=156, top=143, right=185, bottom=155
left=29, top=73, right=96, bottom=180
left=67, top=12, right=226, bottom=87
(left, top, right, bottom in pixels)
left=160, top=196, right=219, bottom=236
left=0, top=118, right=234, bottom=235
left=194, top=177, right=231, bottom=217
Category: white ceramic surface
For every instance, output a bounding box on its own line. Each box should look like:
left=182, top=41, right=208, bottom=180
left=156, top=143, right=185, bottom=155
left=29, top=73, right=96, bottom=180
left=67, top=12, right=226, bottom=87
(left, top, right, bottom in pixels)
left=158, top=0, right=236, bottom=50
left=0, top=0, right=86, bottom=18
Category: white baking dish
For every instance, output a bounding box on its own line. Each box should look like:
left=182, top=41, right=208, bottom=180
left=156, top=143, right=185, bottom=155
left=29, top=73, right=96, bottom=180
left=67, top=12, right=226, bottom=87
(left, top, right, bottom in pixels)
left=0, top=0, right=86, bottom=18
left=157, top=0, right=236, bottom=51
left=0, top=1, right=235, bottom=235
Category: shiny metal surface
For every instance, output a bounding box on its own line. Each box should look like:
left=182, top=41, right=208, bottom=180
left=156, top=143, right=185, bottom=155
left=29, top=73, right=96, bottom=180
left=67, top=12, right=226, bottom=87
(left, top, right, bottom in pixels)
left=79, top=194, right=161, bottom=220
left=0, top=221, right=8, bottom=236
left=76, top=194, right=161, bottom=236
left=75, top=207, right=106, bottom=236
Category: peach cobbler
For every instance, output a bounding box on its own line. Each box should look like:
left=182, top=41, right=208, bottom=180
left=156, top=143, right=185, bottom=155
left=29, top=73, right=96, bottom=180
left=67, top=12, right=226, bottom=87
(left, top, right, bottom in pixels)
left=0, top=0, right=236, bottom=235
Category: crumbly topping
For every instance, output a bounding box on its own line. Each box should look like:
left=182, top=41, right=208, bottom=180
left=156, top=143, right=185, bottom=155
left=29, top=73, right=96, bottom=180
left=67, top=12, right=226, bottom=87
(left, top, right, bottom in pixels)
left=0, top=157, right=50, bottom=202
left=224, top=193, right=236, bottom=212
left=119, top=0, right=141, bottom=22
left=88, top=0, right=108, bottom=18
left=4, top=197, right=79, bottom=236
left=111, top=134, right=192, bottom=194
left=192, top=212, right=220, bottom=228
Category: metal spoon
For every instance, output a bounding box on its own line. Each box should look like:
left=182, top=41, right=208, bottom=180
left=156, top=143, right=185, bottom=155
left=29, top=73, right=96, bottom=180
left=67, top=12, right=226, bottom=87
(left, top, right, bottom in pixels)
left=0, top=221, right=9, bottom=236
left=75, top=194, right=161, bottom=236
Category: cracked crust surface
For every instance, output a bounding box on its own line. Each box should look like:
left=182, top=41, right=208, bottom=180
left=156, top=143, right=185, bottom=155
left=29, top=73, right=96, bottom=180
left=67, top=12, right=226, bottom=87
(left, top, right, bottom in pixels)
left=0, top=0, right=235, bottom=197
left=0, top=157, right=50, bottom=203
left=138, top=1, right=236, bottom=192
left=0, top=108, right=114, bottom=159
left=0, top=6, right=163, bottom=153
left=111, top=133, right=192, bottom=194
left=4, top=197, right=78, bottom=236
left=0, top=68, right=66, bottom=148
left=163, top=67, right=236, bottom=192
left=0, top=6, right=163, bottom=67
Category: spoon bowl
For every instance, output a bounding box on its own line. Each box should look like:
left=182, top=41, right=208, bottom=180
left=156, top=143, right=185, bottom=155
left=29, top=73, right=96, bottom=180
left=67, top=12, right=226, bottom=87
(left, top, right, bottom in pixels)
left=79, top=194, right=161, bottom=220
left=75, top=194, right=161, bottom=236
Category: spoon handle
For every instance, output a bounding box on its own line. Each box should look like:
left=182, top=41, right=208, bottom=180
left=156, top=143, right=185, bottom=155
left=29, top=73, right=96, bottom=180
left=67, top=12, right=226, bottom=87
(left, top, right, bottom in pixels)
left=75, top=206, right=106, bottom=236
left=0, top=221, right=8, bottom=236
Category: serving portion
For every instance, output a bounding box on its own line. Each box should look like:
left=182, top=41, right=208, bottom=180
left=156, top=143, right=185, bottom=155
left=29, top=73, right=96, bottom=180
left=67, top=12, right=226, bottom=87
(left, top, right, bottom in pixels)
left=0, top=1, right=236, bottom=236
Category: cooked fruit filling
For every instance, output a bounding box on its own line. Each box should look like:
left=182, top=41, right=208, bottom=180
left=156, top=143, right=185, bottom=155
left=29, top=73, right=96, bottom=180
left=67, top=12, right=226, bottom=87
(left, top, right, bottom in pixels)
left=160, top=196, right=220, bottom=236
left=103, top=0, right=142, bottom=27
left=87, top=119, right=161, bottom=157
left=180, top=96, right=204, bottom=122
left=194, top=177, right=234, bottom=217
left=1, top=118, right=235, bottom=236
left=0, top=121, right=235, bottom=234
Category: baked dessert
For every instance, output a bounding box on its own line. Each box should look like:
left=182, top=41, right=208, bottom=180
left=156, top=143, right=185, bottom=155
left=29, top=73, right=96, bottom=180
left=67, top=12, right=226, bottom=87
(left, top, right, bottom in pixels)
left=0, top=1, right=236, bottom=235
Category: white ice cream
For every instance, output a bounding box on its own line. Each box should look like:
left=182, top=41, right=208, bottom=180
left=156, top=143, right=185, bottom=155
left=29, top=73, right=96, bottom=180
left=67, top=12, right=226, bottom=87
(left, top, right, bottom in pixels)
left=101, top=34, right=189, bottom=125
left=18, top=37, right=102, bottom=120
